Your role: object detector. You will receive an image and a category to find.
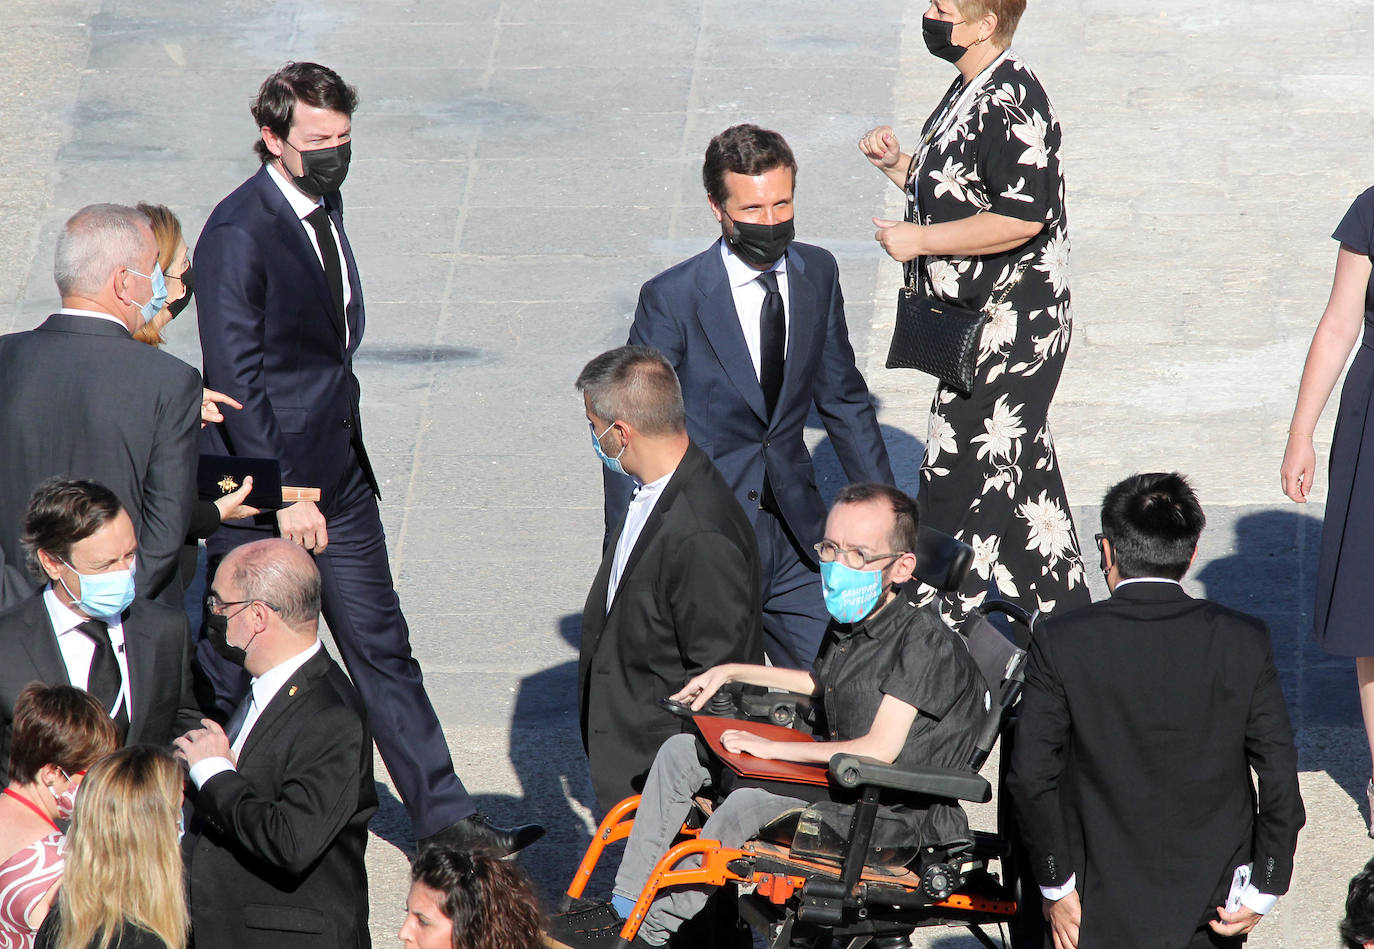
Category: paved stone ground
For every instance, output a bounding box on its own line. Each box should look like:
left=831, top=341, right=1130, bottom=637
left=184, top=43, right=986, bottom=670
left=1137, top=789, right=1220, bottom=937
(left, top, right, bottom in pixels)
left=1, top=1, right=1372, bottom=946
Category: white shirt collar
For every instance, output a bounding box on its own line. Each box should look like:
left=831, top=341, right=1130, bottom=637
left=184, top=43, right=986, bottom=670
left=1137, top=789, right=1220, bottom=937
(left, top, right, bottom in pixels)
left=57, top=307, right=130, bottom=332
left=1113, top=577, right=1184, bottom=589
left=249, top=638, right=322, bottom=711
left=631, top=469, right=673, bottom=502
left=718, top=238, right=787, bottom=290
left=265, top=162, right=324, bottom=220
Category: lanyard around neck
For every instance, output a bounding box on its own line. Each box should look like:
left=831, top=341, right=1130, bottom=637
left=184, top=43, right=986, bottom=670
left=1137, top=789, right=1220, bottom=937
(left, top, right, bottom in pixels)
left=2, top=787, right=59, bottom=832
left=911, top=48, right=1014, bottom=184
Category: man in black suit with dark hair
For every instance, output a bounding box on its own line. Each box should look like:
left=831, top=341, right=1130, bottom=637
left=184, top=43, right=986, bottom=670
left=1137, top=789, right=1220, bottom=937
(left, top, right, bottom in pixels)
left=195, top=61, right=540, bottom=854
left=0, top=478, right=201, bottom=782
left=608, top=123, right=892, bottom=671
left=176, top=538, right=376, bottom=949
left=0, top=203, right=200, bottom=608
left=577, top=345, right=765, bottom=811
left=1008, top=472, right=1305, bottom=949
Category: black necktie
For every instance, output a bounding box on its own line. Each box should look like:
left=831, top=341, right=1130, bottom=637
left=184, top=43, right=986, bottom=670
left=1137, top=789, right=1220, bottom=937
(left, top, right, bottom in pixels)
left=756, top=270, right=785, bottom=418
left=77, top=620, right=128, bottom=735
left=224, top=691, right=255, bottom=745
left=304, top=205, right=346, bottom=338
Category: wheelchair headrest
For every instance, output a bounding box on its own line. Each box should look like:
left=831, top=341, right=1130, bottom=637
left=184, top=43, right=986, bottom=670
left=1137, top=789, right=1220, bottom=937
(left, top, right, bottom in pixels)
left=913, top=526, right=974, bottom=593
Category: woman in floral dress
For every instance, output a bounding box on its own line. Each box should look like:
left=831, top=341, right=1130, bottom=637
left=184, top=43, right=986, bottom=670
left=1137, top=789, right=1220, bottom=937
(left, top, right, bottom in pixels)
left=860, top=0, right=1089, bottom=630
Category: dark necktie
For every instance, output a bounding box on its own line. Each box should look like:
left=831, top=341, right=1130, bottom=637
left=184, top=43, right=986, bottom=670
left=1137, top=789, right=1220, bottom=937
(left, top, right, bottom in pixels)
left=304, top=205, right=346, bottom=338
left=756, top=270, right=786, bottom=418
left=77, top=620, right=129, bottom=735
left=224, top=691, right=256, bottom=745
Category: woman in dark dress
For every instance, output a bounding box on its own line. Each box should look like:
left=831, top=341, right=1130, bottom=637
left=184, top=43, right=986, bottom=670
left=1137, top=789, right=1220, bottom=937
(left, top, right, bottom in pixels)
left=1280, top=185, right=1374, bottom=834
left=859, top=0, right=1089, bottom=630
left=36, top=746, right=188, bottom=949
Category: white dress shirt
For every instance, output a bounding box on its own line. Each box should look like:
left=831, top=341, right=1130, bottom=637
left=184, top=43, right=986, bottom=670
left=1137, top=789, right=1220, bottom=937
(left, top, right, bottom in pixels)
left=57, top=306, right=130, bottom=332
left=266, top=163, right=352, bottom=345
left=188, top=638, right=322, bottom=788
left=719, top=240, right=788, bottom=381
left=1040, top=578, right=1277, bottom=915
left=606, top=470, right=674, bottom=609
left=43, top=586, right=132, bottom=722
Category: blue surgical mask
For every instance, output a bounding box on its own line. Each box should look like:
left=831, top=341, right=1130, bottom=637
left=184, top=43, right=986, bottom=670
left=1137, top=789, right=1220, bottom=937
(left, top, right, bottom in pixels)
left=127, top=262, right=168, bottom=322
left=819, top=561, right=885, bottom=624
left=590, top=422, right=627, bottom=477
left=59, top=559, right=136, bottom=618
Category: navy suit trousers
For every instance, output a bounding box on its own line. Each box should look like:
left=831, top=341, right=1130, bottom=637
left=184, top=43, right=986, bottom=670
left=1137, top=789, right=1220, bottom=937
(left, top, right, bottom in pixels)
left=199, top=449, right=474, bottom=837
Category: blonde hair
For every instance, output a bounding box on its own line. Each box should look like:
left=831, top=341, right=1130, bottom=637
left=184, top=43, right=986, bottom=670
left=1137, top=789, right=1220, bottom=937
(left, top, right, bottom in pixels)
left=953, top=0, right=1026, bottom=46
left=130, top=203, right=185, bottom=347
left=53, top=746, right=188, bottom=949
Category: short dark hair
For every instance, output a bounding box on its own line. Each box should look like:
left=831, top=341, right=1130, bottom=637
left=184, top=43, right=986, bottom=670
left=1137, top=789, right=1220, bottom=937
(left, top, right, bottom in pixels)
left=251, top=62, right=358, bottom=163
left=1099, top=472, right=1205, bottom=580
left=1342, top=856, right=1374, bottom=949
left=411, top=846, right=545, bottom=949
left=20, top=477, right=125, bottom=579
left=702, top=124, right=798, bottom=208
left=575, top=345, right=686, bottom=436
left=833, top=483, right=920, bottom=553
left=9, top=683, right=119, bottom=785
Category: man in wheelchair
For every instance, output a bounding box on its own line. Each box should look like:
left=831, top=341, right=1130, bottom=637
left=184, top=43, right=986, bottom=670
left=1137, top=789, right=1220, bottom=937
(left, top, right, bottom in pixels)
left=553, top=482, right=991, bottom=947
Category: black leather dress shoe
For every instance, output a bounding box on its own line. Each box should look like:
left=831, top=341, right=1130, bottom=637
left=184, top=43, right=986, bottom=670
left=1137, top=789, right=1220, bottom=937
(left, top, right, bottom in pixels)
left=418, top=812, right=546, bottom=858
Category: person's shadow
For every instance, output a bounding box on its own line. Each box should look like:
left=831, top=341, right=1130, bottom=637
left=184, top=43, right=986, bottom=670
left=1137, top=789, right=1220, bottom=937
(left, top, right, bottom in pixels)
left=509, top=614, right=605, bottom=903
left=1192, top=506, right=1366, bottom=805
left=806, top=400, right=926, bottom=505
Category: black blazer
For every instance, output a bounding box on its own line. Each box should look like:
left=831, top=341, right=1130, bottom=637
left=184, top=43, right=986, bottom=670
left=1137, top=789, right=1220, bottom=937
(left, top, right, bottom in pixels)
left=1007, top=582, right=1305, bottom=949
left=580, top=442, right=765, bottom=811
left=187, top=647, right=376, bottom=949
left=196, top=166, right=378, bottom=515
left=0, top=592, right=202, bottom=783
left=608, top=241, right=892, bottom=561
left=0, top=315, right=201, bottom=607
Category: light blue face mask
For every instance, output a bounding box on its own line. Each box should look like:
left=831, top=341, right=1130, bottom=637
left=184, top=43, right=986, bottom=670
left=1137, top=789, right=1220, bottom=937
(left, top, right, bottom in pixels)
left=819, top=560, right=885, bottom=624
left=590, top=422, right=627, bottom=477
left=127, top=262, right=168, bottom=322
left=59, top=558, right=137, bottom=618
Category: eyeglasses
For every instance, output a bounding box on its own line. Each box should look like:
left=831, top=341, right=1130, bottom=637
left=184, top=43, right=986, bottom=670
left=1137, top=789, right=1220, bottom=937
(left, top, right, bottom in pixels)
left=205, top=592, right=280, bottom=616
left=1094, top=533, right=1109, bottom=574
left=812, top=541, right=904, bottom=570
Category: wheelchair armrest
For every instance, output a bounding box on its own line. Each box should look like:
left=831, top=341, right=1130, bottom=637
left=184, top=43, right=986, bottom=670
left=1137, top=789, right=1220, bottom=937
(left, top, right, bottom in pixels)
left=737, top=689, right=816, bottom=727
left=828, top=754, right=992, bottom=803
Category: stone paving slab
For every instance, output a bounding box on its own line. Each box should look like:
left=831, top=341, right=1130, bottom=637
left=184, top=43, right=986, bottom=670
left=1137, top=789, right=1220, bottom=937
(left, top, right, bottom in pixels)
left=2, top=0, right=1373, bottom=946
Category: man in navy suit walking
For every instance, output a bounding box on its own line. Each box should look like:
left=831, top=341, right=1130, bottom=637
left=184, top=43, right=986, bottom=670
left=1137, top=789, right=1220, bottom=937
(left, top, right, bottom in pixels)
left=609, top=124, right=893, bottom=668
left=194, top=61, right=541, bottom=855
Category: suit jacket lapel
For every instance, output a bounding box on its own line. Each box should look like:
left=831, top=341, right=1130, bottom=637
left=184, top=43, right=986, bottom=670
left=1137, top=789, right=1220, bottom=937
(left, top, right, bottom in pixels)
left=256, top=169, right=346, bottom=344
left=605, top=444, right=704, bottom=617
left=18, top=596, right=68, bottom=685
left=236, top=649, right=324, bottom=764
left=776, top=247, right=817, bottom=422
left=119, top=603, right=154, bottom=738
left=581, top=516, right=623, bottom=664
left=692, top=246, right=768, bottom=424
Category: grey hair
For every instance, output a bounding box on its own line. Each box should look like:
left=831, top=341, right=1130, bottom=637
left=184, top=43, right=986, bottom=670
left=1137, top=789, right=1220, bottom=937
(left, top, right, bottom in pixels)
left=574, top=345, right=686, bottom=436
left=53, top=204, right=153, bottom=298
left=228, top=539, right=322, bottom=628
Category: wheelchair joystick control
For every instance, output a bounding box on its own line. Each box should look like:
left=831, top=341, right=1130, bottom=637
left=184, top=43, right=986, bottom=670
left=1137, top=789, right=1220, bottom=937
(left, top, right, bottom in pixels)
left=705, top=691, right=736, bottom=716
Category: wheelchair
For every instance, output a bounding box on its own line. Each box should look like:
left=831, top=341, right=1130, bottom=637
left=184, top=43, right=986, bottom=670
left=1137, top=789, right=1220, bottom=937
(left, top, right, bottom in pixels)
left=555, top=525, right=1044, bottom=949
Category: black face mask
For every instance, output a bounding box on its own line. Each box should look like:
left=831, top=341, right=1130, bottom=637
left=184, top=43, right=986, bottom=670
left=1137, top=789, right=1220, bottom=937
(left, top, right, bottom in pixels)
left=289, top=140, right=351, bottom=196
left=167, top=265, right=194, bottom=319
left=725, top=216, right=795, bottom=269
left=922, top=16, right=968, bottom=64
left=205, top=612, right=248, bottom=667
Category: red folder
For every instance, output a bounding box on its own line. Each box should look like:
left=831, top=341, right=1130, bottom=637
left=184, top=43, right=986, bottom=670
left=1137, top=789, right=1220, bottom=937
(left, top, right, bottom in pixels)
left=693, top=715, right=832, bottom=788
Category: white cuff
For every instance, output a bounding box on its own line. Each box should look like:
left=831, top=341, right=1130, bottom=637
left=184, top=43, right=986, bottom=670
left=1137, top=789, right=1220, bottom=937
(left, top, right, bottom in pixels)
left=188, top=756, right=235, bottom=789
left=1240, top=886, right=1277, bottom=915
left=1039, top=873, right=1077, bottom=902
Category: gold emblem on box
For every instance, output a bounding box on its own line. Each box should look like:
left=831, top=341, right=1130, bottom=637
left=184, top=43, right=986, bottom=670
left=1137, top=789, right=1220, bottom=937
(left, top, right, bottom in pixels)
left=218, top=475, right=239, bottom=494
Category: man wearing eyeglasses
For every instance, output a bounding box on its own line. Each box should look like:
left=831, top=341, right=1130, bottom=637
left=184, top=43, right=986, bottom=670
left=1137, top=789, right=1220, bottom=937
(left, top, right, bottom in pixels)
left=175, top=537, right=376, bottom=949
left=553, top=481, right=987, bottom=948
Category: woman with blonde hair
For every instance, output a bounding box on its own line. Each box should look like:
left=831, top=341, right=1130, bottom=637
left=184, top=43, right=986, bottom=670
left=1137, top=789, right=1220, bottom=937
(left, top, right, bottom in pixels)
left=0, top=684, right=118, bottom=949
left=35, top=746, right=187, bottom=949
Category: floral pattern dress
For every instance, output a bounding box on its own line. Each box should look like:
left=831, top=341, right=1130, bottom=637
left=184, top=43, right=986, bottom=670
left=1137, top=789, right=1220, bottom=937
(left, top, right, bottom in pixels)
left=908, top=50, right=1089, bottom=629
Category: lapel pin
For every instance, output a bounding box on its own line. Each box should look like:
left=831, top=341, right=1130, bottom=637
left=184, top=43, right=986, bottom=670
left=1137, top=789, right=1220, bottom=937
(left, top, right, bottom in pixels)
left=289, top=686, right=298, bottom=697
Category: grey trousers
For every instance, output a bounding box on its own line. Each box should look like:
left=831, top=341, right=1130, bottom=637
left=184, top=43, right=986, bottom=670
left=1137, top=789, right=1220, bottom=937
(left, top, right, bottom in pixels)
left=614, top=733, right=805, bottom=946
